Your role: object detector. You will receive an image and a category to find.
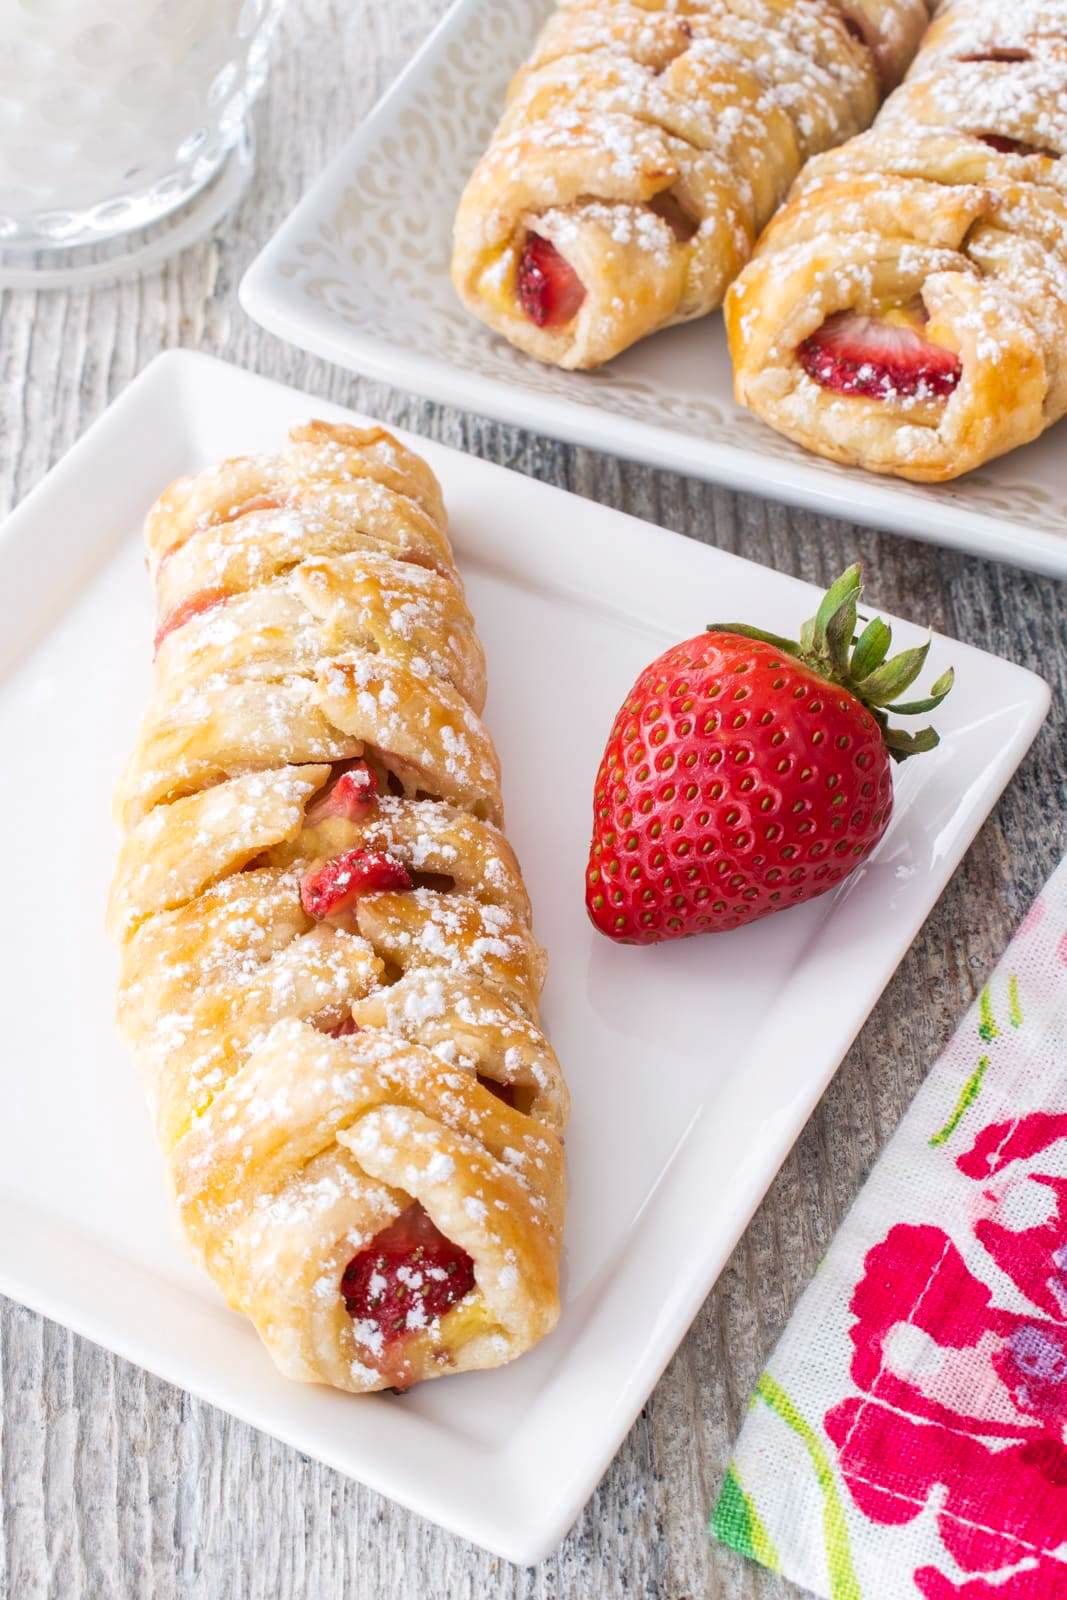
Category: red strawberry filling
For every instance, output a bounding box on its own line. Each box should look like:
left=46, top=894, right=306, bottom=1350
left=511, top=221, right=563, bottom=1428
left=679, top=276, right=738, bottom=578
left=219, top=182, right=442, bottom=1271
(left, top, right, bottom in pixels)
left=153, top=586, right=232, bottom=652
left=961, top=50, right=1031, bottom=64
left=299, top=848, right=412, bottom=920
left=478, top=1075, right=516, bottom=1108
left=517, top=233, right=586, bottom=327
left=341, top=1202, right=476, bottom=1348
left=153, top=495, right=282, bottom=576
left=978, top=132, right=1054, bottom=157
left=305, top=763, right=379, bottom=825
left=218, top=493, right=281, bottom=524
left=327, top=1016, right=360, bottom=1038
left=798, top=310, right=961, bottom=401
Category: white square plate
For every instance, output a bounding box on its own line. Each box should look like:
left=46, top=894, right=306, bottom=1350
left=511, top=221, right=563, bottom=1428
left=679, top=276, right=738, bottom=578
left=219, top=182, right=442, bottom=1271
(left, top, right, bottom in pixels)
left=240, top=0, right=1067, bottom=579
left=0, top=351, right=1048, bottom=1565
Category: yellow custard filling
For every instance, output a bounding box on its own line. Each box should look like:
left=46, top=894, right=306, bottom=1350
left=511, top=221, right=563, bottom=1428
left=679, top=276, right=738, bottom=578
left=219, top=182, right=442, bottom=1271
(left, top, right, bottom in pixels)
left=434, top=1287, right=505, bottom=1353
left=872, top=298, right=926, bottom=332
left=476, top=242, right=519, bottom=313
left=369, top=1288, right=506, bottom=1388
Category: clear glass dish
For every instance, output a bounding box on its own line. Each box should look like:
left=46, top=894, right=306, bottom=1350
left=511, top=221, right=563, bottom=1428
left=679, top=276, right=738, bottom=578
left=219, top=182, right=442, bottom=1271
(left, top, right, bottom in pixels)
left=0, top=0, right=286, bottom=286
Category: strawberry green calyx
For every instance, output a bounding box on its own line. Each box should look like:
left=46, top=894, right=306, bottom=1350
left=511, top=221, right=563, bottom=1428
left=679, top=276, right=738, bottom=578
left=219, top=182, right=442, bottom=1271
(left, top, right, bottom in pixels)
left=706, top=564, right=953, bottom=763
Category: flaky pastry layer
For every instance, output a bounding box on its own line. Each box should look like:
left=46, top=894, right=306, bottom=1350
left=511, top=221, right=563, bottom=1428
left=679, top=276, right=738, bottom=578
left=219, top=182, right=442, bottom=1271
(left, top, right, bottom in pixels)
left=452, top=0, right=930, bottom=368
left=725, top=0, right=1067, bottom=480
left=108, top=422, right=569, bottom=1393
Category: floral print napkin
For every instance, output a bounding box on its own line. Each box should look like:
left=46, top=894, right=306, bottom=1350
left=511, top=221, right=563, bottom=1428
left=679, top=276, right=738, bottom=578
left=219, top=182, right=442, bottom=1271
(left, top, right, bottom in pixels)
left=712, top=859, right=1067, bottom=1600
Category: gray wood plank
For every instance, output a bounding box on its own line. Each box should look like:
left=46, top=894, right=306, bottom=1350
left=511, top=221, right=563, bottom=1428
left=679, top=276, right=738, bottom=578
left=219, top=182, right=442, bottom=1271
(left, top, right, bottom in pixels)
left=2, top=2, right=1065, bottom=1596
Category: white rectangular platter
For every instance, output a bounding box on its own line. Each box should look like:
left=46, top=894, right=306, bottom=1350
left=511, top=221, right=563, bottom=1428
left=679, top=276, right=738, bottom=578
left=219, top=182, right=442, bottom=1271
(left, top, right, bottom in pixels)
left=0, top=350, right=1048, bottom=1565
left=240, top=0, right=1067, bottom=580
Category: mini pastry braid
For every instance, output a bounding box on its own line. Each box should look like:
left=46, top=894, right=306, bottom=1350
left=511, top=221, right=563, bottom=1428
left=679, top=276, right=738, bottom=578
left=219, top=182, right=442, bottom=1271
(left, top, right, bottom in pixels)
left=451, top=0, right=930, bottom=369
left=108, top=422, right=568, bottom=1393
left=725, top=0, right=1067, bottom=481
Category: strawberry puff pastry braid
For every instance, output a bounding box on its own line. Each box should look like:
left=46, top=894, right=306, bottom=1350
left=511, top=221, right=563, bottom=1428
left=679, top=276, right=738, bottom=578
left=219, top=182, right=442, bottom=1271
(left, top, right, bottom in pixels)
left=726, top=0, right=1067, bottom=480
left=451, top=0, right=930, bottom=369
left=108, top=422, right=568, bottom=1393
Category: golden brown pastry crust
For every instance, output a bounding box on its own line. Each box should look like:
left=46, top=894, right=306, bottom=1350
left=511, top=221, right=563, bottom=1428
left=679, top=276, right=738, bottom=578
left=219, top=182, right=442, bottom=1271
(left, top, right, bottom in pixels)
left=726, top=0, right=1067, bottom=481
left=451, top=0, right=929, bottom=368
left=108, top=422, right=569, bottom=1393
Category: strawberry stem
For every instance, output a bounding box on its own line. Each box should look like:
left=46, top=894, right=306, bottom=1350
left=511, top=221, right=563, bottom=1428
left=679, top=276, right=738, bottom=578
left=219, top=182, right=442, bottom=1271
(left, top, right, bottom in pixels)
left=701, top=623, right=802, bottom=655
left=850, top=616, right=892, bottom=679
left=707, top=564, right=953, bottom=763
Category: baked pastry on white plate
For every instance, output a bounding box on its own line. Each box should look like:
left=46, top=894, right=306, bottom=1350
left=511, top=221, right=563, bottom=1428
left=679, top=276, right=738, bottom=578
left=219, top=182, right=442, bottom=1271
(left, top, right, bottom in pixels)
left=726, top=0, right=1067, bottom=481
left=451, top=0, right=931, bottom=369
left=107, top=421, right=569, bottom=1394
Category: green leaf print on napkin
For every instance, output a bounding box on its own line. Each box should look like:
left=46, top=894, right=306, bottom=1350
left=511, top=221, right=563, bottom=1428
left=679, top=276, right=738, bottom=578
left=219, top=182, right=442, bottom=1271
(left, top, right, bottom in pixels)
left=930, top=974, right=1023, bottom=1146
left=929, top=1057, right=989, bottom=1148
left=713, top=1375, right=861, bottom=1600
left=711, top=1466, right=780, bottom=1572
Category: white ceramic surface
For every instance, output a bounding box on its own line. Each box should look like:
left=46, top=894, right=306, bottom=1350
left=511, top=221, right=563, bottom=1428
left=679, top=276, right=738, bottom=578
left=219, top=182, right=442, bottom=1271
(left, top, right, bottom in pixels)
left=240, top=0, right=1067, bottom=580
left=0, top=351, right=1048, bottom=1565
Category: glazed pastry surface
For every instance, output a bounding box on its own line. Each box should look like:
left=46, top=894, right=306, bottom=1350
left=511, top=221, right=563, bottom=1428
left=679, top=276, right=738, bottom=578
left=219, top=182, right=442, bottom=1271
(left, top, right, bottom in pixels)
left=452, top=0, right=931, bottom=369
left=726, top=0, right=1067, bottom=481
left=109, top=421, right=568, bottom=1393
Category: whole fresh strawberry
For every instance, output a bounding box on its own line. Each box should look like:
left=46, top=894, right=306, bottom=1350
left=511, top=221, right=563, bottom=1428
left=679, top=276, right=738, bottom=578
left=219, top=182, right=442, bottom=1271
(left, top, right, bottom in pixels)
left=586, top=565, right=953, bottom=944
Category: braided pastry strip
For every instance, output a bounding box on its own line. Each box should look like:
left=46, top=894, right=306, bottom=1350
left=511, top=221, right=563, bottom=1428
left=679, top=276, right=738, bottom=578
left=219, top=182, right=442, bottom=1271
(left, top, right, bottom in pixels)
left=451, top=0, right=930, bottom=369
left=725, top=0, right=1067, bottom=481
left=108, top=422, right=568, bottom=1393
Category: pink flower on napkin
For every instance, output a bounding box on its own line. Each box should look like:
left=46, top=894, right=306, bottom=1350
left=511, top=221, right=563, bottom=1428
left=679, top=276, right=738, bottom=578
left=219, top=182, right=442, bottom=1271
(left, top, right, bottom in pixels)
left=825, top=1111, right=1067, bottom=1598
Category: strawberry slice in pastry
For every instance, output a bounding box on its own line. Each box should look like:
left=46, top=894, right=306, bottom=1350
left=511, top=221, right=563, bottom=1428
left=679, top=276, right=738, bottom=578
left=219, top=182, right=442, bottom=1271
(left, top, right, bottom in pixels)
left=304, top=763, right=379, bottom=826
left=341, top=1202, right=476, bottom=1353
left=517, top=233, right=586, bottom=327
left=479, top=1077, right=517, bottom=1107
left=798, top=309, right=961, bottom=401
left=300, top=848, right=413, bottom=920
left=978, top=132, right=1056, bottom=157
left=153, top=587, right=232, bottom=653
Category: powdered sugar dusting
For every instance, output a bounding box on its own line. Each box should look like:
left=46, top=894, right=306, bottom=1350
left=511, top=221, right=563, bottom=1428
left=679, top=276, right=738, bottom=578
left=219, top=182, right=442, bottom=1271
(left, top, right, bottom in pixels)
left=726, top=0, right=1067, bottom=479
left=110, top=420, right=567, bottom=1396
left=454, top=0, right=925, bottom=367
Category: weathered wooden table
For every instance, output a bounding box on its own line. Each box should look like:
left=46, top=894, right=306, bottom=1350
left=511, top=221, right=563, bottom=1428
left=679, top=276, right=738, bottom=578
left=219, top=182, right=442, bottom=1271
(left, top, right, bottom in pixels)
left=2, top=4, right=1064, bottom=1596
